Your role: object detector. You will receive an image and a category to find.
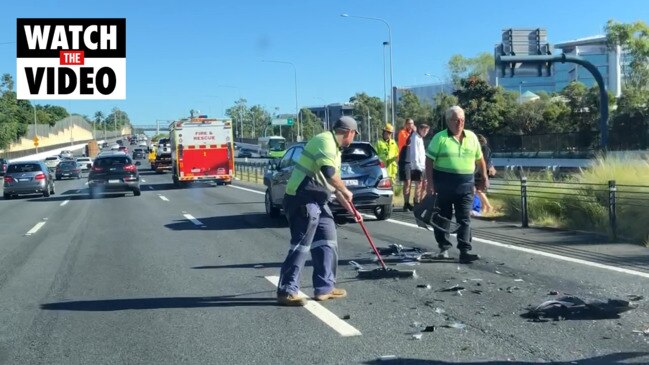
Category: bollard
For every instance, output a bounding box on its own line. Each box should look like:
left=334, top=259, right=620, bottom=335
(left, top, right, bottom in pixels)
left=520, top=176, right=529, bottom=228
left=254, top=167, right=258, bottom=184
left=608, top=180, right=617, bottom=241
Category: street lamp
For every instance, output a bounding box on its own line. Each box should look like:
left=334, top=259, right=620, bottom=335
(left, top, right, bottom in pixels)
left=341, top=13, right=394, bottom=130
left=32, top=101, right=38, bottom=153
left=262, top=60, right=301, bottom=141
left=383, top=41, right=389, bottom=125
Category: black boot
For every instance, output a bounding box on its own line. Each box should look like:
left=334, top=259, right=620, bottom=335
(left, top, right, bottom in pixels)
left=459, top=251, right=480, bottom=264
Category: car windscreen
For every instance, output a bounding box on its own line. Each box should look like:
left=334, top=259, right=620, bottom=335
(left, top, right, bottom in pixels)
left=341, top=144, right=375, bottom=162
left=45, top=157, right=58, bottom=161
left=59, top=162, right=77, bottom=168
left=96, top=157, right=131, bottom=167
left=7, top=163, right=41, bottom=173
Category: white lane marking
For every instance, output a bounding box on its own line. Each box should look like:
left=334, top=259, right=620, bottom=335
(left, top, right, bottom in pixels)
left=265, top=276, right=361, bottom=337
left=25, top=221, right=46, bottom=236
left=148, top=186, right=154, bottom=190
left=60, top=199, right=70, bottom=206
left=75, top=190, right=81, bottom=193
left=84, top=182, right=88, bottom=185
left=159, top=195, right=169, bottom=202
left=229, top=186, right=649, bottom=280
left=229, top=185, right=264, bottom=195
left=141, top=179, right=146, bottom=183
left=183, top=213, right=205, bottom=227
left=384, top=218, right=649, bottom=279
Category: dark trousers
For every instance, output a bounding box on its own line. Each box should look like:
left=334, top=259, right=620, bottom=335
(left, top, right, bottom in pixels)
left=433, top=189, right=474, bottom=252
left=278, top=194, right=338, bottom=296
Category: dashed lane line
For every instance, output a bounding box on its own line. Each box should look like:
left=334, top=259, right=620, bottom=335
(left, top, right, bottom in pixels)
left=60, top=199, right=70, bottom=207
left=25, top=220, right=47, bottom=236
left=159, top=195, right=169, bottom=202
left=264, top=276, right=361, bottom=337
left=182, top=213, right=205, bottom=228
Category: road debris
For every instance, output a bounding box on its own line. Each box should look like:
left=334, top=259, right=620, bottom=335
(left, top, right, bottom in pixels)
left=506, top=286, right=520, bottom=293
left=422, top=325, right=436, bottom=332
left=416, top=284, right=432, bottom=289
left=522, top=296, right=638, bottom=321
left=627, top=294, right=644, bottom=301
left=341, top=314, right=351, bottom=320
left=443, top=322, right=466, bottom=330
left=434, top=307, right=445, bottom=314
left=348, top=261, right=364, bottom=270
left=549, top=290, right=559, bottom=295
left=632, top=328, right=649, bottom=336
left=378, top=355, right=398, bottom=361
left=514, top=279, right=525, bottom=282
left=437, top=284, right=465, bottom=293
left=253, top=264, right=264, bottom=268
left=411, top=333, right=423, bottom=340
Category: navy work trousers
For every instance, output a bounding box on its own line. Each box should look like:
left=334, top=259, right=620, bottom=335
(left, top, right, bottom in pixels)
left=278, top=194, right=338, bottom=296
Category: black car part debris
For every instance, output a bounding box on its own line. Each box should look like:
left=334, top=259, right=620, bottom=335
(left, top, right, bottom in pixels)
left=522, top=296, right=637, bottom=321
left=413, top=193, right=461, bottom=234
left=351, top=203, right=417, bottom=280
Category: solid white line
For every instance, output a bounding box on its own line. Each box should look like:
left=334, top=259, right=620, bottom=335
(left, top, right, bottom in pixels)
left=265, top=276, right=362, bottom=337
left=60, top=199, right=70, bottom=207
left=229, top=185, right=264, bottom=195
left=183, top=213, right=204, bottom=227
left=233, top=186, right=649, bottom=279
left=159, top=196, right=169, bottom=202
left=25, top=221, right=46, bottom=236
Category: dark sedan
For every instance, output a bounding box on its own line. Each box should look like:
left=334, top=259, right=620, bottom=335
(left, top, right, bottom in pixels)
left=263, top=142, right=394, bottom=220
left=55, top=160, right=82, bottom=180
left=132, top=148, right=145, bottom=160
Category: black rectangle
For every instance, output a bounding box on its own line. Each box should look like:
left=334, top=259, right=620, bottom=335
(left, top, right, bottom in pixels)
left=17, top=18, right=126, bottom=58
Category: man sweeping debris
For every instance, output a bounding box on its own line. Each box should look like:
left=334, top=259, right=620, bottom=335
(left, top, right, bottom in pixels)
left=276, top=116, right=363, bottom=306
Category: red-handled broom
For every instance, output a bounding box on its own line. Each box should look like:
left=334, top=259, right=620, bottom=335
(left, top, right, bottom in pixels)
left=350, top=203, right=417, bottom=279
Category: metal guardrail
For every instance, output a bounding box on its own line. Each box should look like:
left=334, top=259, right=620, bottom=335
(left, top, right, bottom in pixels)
left=489, top=177, right=649, bottom=242
left=234, top=161, right=270, bottom=185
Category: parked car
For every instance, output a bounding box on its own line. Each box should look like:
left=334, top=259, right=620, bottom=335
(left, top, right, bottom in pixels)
left=263, top=142, right=393, bottom=220
left=0, top=158, right=8, bottom=176
left=238, top=149, right=253, bottom=158
left=132, top=148, right=145, bottom=160
left=88, top=152, right=141, bottom=198
left=3, top=161, right=55, bottom=199
left=76, top=157, right=93, bottom=172
left=55, top=160, right=81, bottom=180
left=44, top=156, right=61, bottom=170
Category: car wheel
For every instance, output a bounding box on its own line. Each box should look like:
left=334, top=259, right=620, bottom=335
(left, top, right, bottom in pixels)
left=133, top=188, right=141, bottom=196
left=265, top=189, right=280, bottom=218
left=3, top=193, right=10, bottom=200
left=374, top=204, right=393, bottom=220
left=56, top=176, right=61, bottom=180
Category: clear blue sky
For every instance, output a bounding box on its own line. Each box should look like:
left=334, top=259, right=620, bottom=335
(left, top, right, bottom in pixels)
left=1, top=0, right=646, bottom=125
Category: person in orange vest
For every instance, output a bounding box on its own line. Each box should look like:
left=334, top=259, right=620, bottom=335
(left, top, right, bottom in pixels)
left=397, top=118, right=416, bottom=211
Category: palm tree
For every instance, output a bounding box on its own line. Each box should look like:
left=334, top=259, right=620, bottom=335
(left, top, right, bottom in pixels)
left=94, top=111, right=104, bottom=139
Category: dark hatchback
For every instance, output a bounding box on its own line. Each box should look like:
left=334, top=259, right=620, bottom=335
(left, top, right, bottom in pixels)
left=88, top=152, right=141, bottom=198
left=132, top=148, right=145, bottom=160
left=263, top=142, right=393, bottom=220
left=55, top=160, right=81, bottom=180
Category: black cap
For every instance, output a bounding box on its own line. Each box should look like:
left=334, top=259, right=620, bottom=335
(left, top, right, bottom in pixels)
left=332, top=116, right=360, bottom=135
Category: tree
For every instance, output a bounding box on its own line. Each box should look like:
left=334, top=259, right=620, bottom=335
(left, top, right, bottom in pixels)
left=225, top=98, right=248, bottom=139
left=432, top=92, right=458, bottom=132
left=396, top=90, right=433, bottom=128
left=453, top=76, right=509, bottom=134
left=448, top=52, right=495, bottom=86
left=247, top=105, right=271, bottom=138
left=299, top=108, right=324, bottom=140
left=349, top=92, right=385, bottom=143
left=104, top=107, right=131, bottom=131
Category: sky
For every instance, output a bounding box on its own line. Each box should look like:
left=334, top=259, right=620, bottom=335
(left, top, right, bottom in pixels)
left=1, top=0, right=646, bottom=126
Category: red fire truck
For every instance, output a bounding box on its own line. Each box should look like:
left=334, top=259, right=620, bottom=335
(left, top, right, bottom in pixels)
left=169, top=117, right=234, bottom=187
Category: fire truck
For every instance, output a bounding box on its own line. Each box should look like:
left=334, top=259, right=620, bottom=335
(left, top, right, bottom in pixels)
left=169, top=116, right=235, bottom=187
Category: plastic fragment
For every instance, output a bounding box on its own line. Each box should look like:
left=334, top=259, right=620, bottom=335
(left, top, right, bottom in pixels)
left=444, top=322, right=466, bottom=330
left=253, top=264, right=263, bottom=268
left=434, top=308, right=445, bottom=314
left=378, top=355, right=397, bottom=361
left=412, top=333, right=423, bottom=340
left=348, top=261, right=364, bottom=270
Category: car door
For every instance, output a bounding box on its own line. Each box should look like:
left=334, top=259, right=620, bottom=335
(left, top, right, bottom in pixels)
left=270, top=147, right=295, bottom=205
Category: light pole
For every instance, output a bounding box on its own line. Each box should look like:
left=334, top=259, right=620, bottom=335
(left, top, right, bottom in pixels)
left=215, top=85, right=244, bottom=139
left=315, top=97, right=329, bottom=130
left=32, top=101, right=38, bottom=153
left=262, top=60, right=300, bottom=141
left=382, top=41, right=389, bottom=125
left=519, top=81, right=526, bottom=104
left=341, top=13, right=394, bottom=130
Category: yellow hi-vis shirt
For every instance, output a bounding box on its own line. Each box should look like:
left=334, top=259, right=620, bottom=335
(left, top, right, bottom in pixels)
left=286, top=131, right=341, bottom=204
left=426, top=129, right=482, bottom=175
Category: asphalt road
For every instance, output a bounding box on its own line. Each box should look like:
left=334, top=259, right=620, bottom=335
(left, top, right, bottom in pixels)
left=1, top=159, right=648, bottom=364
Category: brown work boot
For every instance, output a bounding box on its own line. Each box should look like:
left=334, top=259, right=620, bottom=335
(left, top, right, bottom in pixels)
left=314, top=288, right=347, bottom=301
left=277, top=293, right=307, bottom=306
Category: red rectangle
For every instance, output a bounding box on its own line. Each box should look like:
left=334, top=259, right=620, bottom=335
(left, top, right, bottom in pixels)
left=59, top=50, right=85, bottom=65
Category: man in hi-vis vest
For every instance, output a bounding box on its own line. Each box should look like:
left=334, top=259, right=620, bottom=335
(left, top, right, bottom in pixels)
left=277, top=116, right=362, bottom=306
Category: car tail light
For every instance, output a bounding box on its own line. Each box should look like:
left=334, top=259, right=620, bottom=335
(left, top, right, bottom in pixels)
left=4, top=176, right=14, bottom=183
left=123, top=164, right=137, bottom=172
left=34, top=173, right=46, bottom=180
left=377, top=178, right=392, bottom=189
left=92, top=166, right=104, bottom=172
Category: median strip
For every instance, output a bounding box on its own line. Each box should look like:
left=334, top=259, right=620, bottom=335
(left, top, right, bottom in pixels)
left=265, top=275, right=361, bottom=337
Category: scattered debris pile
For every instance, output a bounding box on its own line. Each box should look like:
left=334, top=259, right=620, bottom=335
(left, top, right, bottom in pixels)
left=522, top=296, right=637, bottom=321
